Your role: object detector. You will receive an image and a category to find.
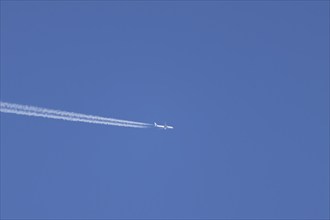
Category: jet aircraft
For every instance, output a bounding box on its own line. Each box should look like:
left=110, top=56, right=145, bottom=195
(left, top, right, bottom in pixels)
left=154, top=122, right=174, bottom=130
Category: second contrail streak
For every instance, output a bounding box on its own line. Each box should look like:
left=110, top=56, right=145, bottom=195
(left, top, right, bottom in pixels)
left=0, top=102, right=151, bottom=128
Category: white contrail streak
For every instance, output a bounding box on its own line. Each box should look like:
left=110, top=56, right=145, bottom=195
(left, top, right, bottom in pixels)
left=0, top=102, right=150, bottom=126
left=0, top=108, right=146, bottom=128
left=0, top=102, right=151, bottom=128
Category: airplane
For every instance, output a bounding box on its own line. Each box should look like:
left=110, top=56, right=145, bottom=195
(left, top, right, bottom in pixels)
left=154, top=122, right=174, bottom=130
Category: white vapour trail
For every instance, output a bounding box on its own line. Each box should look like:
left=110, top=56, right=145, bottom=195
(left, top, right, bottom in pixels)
left=1, top=102, right=150, bottom=126
left=0, top=102, right=150, bottom=128
left=0, top=108, right=146, bottom=128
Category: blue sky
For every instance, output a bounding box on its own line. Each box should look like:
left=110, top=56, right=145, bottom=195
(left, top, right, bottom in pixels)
left=1, top=1, right=329, bottom=219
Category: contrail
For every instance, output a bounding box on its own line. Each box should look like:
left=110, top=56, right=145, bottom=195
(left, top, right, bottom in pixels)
left=0, top=102, right=149, bottom=126
left=0, top=102, right=151, bottom=128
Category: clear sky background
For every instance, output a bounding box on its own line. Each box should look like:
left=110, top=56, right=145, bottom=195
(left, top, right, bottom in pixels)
left=1, top=1, right=329, bottom=219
